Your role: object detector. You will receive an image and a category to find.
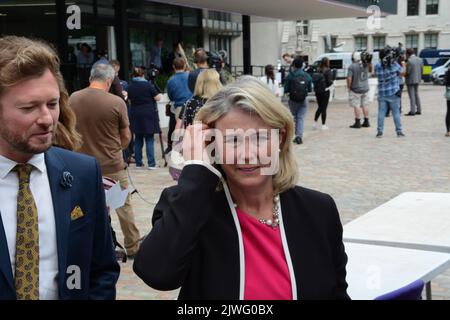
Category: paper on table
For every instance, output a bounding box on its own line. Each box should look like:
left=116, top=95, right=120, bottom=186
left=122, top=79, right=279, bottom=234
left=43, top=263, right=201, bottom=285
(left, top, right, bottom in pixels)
left=105, top=182, right=131, bottom=209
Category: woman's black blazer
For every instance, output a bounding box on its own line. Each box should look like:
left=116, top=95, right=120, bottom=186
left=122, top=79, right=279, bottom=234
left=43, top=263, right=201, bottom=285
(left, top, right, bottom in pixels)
left=134, top=164, right=350, bottom=300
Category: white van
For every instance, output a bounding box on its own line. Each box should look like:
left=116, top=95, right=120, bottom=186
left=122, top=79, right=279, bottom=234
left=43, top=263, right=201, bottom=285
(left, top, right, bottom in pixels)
left=431, top=59, right=450, bottom=85
left=312, top=52, right=380, bottom=79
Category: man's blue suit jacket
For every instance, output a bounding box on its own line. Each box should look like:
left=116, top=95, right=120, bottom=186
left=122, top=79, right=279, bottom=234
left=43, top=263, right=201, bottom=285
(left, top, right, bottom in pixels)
left=0, top=147, right=120, bottom=299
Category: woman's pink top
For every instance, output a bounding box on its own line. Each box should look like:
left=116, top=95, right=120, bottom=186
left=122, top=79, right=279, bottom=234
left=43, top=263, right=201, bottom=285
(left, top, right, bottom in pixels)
left=236, top=208, right=293, bottom=300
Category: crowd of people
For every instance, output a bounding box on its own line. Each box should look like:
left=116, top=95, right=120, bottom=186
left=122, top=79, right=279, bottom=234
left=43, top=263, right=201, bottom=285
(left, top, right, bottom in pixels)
left=0, top=34, right=448, bottom=301
left=280, top=45, right=449, bottom=143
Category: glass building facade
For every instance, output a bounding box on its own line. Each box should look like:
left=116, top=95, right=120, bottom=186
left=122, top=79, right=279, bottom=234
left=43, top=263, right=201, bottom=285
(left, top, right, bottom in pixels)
left=0, top=0, right=203, bottom=91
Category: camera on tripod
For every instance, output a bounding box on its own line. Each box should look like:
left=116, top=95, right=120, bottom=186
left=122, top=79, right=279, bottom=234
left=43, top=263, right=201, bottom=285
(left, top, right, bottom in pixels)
left=146, top=63, right=160, bottom=81
left=380, top=45, right=404, bottom=67
left=207, top=50, right=227, bottom=72
left=360, top=51, right=373, bottom=67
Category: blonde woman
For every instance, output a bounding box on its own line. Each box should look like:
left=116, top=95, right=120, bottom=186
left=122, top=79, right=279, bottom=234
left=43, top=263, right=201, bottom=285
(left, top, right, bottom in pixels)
left=134, top=77, right=349, bottom=300
left=179, top=69, right=223, bottom=128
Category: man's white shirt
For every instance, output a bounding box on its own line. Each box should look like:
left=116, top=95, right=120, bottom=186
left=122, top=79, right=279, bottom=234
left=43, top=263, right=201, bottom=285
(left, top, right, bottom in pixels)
left=0, top=153, right=59, bottom=299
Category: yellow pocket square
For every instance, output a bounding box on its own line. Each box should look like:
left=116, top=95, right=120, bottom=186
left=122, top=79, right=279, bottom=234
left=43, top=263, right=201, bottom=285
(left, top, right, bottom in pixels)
left=70, top=206, right=84, bottom=221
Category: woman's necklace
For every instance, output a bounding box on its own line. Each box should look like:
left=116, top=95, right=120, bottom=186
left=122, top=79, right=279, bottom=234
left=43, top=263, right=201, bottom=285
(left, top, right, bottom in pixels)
left=258, top=194, right=280, bottom=229
left=234, top=194, right=280, bottom=229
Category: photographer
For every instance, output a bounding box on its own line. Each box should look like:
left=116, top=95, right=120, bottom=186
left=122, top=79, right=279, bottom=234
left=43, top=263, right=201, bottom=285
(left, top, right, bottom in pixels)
left=386, top=51, right=406, bottom=117
left=210, top=50, right=228, bottom=85
left=374, top=46, right=405, bottom=138
left=347, top=51, right=372, bottom=129
left=146, top=64, right=159, bottom=85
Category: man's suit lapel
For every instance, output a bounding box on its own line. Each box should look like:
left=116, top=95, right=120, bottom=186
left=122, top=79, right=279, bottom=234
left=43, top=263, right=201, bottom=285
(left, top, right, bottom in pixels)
left=0, top=214, right=15, bottom=296
left=45, top=148, right=72, bottom=293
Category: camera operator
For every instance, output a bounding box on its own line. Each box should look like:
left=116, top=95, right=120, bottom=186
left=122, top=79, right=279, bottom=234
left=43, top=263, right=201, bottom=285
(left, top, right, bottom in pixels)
left=386, top=49, right=406, bottom=117
left=347, top=51, right=372, bottom=129
left=374, top=46, right=405, bottom=138
left=146, top=64, right=163, bottom=93
left=209, top=50, right=228, bottom=85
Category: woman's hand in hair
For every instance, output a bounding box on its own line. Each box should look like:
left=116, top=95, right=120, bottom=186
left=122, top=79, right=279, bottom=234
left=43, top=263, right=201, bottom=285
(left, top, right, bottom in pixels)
left=182, top=121, right=214, bottom=163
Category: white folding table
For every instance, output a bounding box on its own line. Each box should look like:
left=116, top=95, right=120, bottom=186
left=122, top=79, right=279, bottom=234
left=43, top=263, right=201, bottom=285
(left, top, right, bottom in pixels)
left=345, top=242, right=450, bottom=300
left=343, top=192, right=450, bottom=299
left=344, top=192, right=450, bottom=252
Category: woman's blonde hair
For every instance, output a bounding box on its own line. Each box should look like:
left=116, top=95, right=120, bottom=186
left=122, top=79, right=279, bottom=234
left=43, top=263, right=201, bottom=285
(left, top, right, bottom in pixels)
left=195, top=76, right=298, bottom=194
left=194, top=69, right=223, bottom=99
left=0, top=36, right=82, bottom=151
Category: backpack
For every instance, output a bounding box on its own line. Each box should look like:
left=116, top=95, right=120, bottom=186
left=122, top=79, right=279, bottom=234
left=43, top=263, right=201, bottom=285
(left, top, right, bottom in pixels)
left=289, top=74, right=308, bottom=102
left=312, top=72, right=326, bottom=94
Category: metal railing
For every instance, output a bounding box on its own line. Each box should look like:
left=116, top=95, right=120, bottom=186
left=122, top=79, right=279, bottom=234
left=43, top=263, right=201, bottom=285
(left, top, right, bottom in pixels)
left=230, top=65, right=266, bottom=79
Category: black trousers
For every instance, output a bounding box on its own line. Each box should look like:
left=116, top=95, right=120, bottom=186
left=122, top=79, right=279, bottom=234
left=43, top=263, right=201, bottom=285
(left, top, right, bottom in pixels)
left=314, top=91, right=331, bottom=124
left=446, top=100, right=450, bottom=132
left=122, top=133, right=135, bottom=164
left=167, top=111, right=176, bottom=149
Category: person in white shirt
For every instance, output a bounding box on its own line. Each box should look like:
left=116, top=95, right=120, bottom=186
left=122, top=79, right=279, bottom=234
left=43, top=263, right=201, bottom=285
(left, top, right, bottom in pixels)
left=260, top=64, right=281, bottom=98
left=0, top=36, right=119, bottom=300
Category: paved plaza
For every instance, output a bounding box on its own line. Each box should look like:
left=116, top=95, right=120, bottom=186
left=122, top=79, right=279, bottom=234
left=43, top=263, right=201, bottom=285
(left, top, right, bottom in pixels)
left=112, top=83, right=450, bottom=300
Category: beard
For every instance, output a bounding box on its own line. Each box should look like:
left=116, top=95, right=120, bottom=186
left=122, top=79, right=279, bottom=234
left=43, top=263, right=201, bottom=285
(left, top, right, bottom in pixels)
left=0, top=124, right=55, bottom=156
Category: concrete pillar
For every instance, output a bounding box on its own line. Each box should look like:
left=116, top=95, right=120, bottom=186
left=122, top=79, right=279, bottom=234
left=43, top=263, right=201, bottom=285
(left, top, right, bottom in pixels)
left=114, top=0, right=130, bottom=81
left=367, top=34, right=374, bottom=52
left=243, top=15, right=251, bottom=75
left=55, top=0, right=68, bottom=64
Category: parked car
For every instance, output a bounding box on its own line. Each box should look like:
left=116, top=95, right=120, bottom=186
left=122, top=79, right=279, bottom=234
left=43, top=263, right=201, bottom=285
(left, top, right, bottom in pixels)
left=312, top=51, right=379, bottom=79
left=419, top=49, right=450, bottom=82
left=431, top=59, right=450, bottom=85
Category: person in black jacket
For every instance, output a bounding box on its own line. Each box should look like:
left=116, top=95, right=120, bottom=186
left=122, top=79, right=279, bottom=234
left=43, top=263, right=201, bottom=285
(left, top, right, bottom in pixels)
left=134, top=76, right=349, bottom=300
left=313, top=57, right=334, bottom=130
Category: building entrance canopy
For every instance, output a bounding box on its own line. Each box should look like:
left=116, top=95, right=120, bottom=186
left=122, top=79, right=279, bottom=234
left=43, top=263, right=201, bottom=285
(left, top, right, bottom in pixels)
left=154, top=0, right=397, bottom=20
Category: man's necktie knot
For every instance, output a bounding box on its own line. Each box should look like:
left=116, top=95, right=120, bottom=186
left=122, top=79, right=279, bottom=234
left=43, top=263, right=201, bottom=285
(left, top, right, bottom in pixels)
left=13, top=164, right=34, bottom=184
